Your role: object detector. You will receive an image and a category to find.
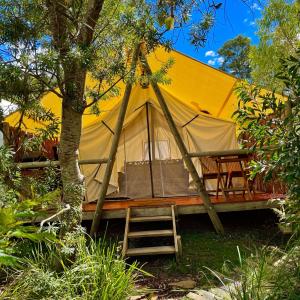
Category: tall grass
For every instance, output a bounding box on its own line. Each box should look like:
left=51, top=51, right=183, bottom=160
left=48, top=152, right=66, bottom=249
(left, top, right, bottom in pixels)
left=208, top=242, right=300, bottom=300
left=1, top=235, right=140, bottom=300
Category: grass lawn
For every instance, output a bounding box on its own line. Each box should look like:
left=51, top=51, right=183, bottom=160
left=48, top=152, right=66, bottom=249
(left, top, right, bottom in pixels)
left=93, top=209, right=288, bottom=289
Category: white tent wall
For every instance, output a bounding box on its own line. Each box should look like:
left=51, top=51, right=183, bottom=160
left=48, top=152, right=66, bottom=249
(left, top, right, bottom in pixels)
left=79, top=85, right=238, bottom=203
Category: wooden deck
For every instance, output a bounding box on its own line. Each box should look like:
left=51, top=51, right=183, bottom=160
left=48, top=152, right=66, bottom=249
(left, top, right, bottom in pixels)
left=82, top=192, right=285, bottom=220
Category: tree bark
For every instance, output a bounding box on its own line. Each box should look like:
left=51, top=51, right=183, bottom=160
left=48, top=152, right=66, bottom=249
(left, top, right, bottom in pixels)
left=59, top=102, right=84, bottom=235
left=44, top=0, right=105, bottom=236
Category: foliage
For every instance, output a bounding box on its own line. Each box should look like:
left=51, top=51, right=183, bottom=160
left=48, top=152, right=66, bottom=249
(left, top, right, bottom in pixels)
left=250, top=0, right=300, bottom=91
left=0, top=146, right=59, bottom=267
left=0, top=200, right=58, bottom=267
left=0, top=234, right=140, bottom=300
left=229, top=52, right=300, bottom=296
left=210, top=243, right=300, bottom=300
left=234, top=50, right=300, bottom=235
left=218, top=35, right=251, bottom=80
left=0, top=147, right=21, bottom=205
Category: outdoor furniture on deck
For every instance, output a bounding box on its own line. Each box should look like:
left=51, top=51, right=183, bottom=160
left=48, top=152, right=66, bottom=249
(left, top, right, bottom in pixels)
left=211, top=153, right=254, bottom=201
left=199, top=156, right=228, bottom=197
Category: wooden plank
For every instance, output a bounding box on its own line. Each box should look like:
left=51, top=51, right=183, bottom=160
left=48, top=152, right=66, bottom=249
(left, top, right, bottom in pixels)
left=171, top=205, right=179, bottom=260
left=126, top=246, right=176, bottom=256
left=128, top=229, right=173, bottom=238
left=130, top=215, right=173, bottom=222
left=223, top=188, right=247, bottom=191
left=82, top=193, right=284, bottom=211
left=189, top=149, right=252, bottom=158
left=122, top=208, right=131, bottom=258
left=82, top=199, right=283, bottom=220
left=18, top=158, right=108, bottom=169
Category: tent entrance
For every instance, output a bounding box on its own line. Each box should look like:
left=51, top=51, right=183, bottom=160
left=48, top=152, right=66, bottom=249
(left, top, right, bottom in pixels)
left=117, top=159, right=190, bottom=198
left=115, top=101, right=192, bottom=199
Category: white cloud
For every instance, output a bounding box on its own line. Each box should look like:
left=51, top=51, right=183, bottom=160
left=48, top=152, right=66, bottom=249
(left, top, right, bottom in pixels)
left=243, top=18, right=248, bottom=23
left=205, top=50, right=217, bottom=57
left=207, top=59, right=216, bottom=66
left=207, top=56, right=224, bottom=66
left=251, top=3, right=261, bottom=11
left=217, top=57, right=224, bottom=64
left=250, top=21, right=256, bottom=26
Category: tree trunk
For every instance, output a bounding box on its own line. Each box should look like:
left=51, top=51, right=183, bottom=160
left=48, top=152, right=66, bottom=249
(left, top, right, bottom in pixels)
left=59, top=101, right=84, bottom=236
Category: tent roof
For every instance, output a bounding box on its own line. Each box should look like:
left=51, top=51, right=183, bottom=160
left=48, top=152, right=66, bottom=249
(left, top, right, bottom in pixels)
left=4, top=47, right=239, bottom=132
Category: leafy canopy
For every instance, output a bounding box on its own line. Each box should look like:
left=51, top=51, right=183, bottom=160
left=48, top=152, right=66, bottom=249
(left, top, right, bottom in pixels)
left=218, top=35, right=251, bottom=80
left=250, top=0, right=300, bottom=91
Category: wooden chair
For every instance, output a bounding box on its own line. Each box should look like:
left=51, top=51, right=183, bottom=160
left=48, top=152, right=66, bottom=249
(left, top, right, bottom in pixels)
left=216, top=155, right=254, bottom=200
left=199, top=156, right=228, bottom=197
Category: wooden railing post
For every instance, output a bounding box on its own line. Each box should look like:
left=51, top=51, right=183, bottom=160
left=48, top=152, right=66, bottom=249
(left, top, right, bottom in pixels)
left=141, top=53, right=224, bottom=234
left=90, top=44, right=141, bottom=235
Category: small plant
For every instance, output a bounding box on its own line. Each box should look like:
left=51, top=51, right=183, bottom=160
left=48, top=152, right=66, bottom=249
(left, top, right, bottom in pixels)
left=0, top=146, right=59, bottom=267
left=1, top=233, right=140, bottom=300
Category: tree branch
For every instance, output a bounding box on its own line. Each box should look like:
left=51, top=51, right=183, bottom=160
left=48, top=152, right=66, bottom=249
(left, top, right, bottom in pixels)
left=78, top=0, right=105, bottom=45
left=84, top=75, right=126, bottom=109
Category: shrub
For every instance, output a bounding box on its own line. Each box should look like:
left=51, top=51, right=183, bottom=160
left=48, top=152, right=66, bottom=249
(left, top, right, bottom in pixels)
left=1, top=234, right=139, bottom=300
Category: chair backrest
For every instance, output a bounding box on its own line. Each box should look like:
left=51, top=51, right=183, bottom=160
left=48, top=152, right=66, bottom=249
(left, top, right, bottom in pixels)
left=199, top=156, right=219, bottom=174
left=226, top=157, right=242, bottom=173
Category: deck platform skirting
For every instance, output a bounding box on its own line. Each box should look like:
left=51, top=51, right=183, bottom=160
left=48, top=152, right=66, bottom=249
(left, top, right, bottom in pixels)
left=82, top=193, right=284, bottom=220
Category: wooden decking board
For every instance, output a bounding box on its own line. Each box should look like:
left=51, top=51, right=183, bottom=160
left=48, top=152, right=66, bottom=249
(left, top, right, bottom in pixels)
left=83, top=193, right=284, bottom=212
left=81, top=193, right=285, bottom=220
left=130, top=216, right=173, bottom=222
left=128, top=229, right=173, bottom=238
left=126, top=246, right=176, bottom=256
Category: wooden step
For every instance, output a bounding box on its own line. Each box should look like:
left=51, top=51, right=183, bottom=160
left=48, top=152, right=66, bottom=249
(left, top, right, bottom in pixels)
left=130, top=215, right=172, bottom=222
left=223, top=187, right=247, bottom=192
left=128, top=229, right=173, bottom=238
left=126, top=245, right=176, bottom=256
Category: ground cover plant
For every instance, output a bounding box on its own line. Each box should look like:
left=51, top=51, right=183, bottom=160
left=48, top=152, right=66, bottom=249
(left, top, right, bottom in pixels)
left=0, top=147, right=141, bottom=299
left=1, top=234, right=139, bottom=300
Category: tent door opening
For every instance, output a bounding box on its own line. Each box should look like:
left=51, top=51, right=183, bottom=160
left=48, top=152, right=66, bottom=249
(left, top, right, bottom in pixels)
left=117, top=101, right=190, bottom=199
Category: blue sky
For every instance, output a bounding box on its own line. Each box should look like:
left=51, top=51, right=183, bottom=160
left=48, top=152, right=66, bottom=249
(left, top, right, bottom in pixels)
left=172, top=0, right=263, bottom=67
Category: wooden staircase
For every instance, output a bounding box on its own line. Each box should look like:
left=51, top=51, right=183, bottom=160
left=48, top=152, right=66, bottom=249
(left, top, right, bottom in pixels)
left=122, top=204, right=182, bottom=260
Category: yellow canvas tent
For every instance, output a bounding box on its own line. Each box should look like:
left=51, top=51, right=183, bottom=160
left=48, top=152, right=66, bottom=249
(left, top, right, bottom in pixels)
left=5, top=47, right=239, bottom=129
left=5, top=47, right=240, bottom=202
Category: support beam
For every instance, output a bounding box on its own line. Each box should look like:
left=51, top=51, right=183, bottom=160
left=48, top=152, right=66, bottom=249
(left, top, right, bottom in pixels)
left=17, top=158, right=108, bottom=169
left=90, top=44, right=141, bottom=235
left=189, top=149, right=252, bottom=158
left=141, top=54, right=224, bottom=234
left=145, top=102, right=155, bottom=198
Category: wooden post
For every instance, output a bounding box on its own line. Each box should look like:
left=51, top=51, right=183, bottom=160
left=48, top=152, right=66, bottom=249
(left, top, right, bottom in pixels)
left=90, top=44, right=141, bottom=235
left=145, top=102, right=155, bottom=197
left=17, top=158, right=108, bottom=169
left=141, top=54, right=224, bottom=234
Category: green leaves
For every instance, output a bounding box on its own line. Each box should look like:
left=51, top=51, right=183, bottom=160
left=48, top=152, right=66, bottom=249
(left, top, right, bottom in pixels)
left=234, top=51, right=300, bottom=235
left=218, top=35, right=252, bottom=80
left=250, top=0, right=300, bottom=91
left=164, top=16, right=175, bottom=30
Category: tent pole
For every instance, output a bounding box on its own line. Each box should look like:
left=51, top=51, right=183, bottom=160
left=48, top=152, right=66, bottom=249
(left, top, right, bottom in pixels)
left=141, top=54, right=224, bottom=234
left=146, top=102, right=155, bottom=198
left=90, top=44, right=141, bottom=235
